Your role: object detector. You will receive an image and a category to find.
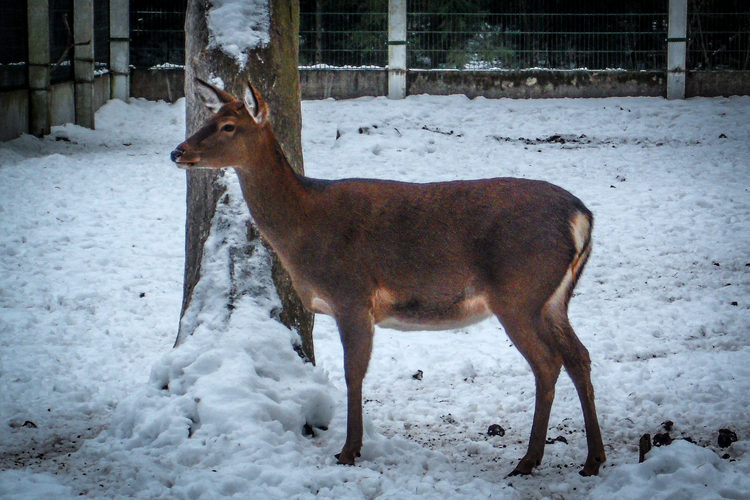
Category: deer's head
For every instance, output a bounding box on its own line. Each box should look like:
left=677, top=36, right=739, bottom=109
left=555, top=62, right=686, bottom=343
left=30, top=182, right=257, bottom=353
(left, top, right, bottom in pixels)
left=171, top=79, right=270, bottom=169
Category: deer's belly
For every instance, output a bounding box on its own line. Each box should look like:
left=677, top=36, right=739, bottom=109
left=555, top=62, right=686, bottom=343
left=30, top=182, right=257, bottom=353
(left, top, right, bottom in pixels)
left=374, top=291, right=493, bottom=331
left=305, top=287, right=493, bottom=332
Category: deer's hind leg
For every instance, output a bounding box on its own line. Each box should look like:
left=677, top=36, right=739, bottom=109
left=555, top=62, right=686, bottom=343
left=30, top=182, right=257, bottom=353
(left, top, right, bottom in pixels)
left=544, top=310, right=605, bottom=476
left=494, top=308, right=563, bottom=476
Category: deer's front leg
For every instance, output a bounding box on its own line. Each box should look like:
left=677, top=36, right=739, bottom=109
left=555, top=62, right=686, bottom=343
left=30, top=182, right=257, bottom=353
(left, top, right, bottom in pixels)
left=334, top=307, right=374, bottom=465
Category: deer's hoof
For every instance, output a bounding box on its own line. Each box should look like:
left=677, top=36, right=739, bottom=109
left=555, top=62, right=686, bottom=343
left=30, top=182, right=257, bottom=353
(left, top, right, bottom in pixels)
left=507, top=456, right=538, bottom=477
left=580, top=454, right=605, bottom=476
left=335, top=450, right=360, bottom=465
left=507, top=467, right=533, bottom=477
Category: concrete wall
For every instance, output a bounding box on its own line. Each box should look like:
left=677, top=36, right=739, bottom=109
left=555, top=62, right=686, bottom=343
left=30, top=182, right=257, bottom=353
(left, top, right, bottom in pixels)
left=297, top=69, right=670, bottom=100
left=49, top=82, right=75, bottom=126
left=128, top=68, right=388, bottom=101
left=0, top=76, right=115, bottom=141
left=127, top=68, right=750, bottom=103
left=300, top=69, right=386, bottom=99
left=5, top=68, right=744, bottom=142
left=0, top=81, right=79, bottom=140
left=130, top=68, right=185, bottom=102
left=408, top=70, right=667, bottom=98
left=0, top=89, right=29, bottom=141
left=94, top=73, right=111, bottom=110
left=687, top=71, right=750, bottom=97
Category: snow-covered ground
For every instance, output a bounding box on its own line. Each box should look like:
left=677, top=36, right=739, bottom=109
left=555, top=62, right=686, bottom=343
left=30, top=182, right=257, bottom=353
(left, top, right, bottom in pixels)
left=1, top=94, right=749, bottom=499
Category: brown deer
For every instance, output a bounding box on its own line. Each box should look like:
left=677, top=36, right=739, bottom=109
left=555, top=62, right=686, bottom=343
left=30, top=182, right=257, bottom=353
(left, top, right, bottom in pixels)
left=171, top=80, right=606, bottom=476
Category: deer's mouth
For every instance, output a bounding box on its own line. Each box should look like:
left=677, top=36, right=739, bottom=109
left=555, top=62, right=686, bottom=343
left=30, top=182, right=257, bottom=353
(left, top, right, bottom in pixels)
left=170, top=147, right=201, bottom=169
left=174, top=160, right=196, bottom=169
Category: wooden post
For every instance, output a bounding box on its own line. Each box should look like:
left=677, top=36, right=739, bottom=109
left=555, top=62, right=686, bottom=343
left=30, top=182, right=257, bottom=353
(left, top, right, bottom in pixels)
left=667, top=0, right=687, bottom=99
left=387, top=0, right=406, bottom=99
left=27, top=0, right=51, bottom=137
left=74, top=0, right=95, bottom=127
left=109, top=0, right=130, bottom=101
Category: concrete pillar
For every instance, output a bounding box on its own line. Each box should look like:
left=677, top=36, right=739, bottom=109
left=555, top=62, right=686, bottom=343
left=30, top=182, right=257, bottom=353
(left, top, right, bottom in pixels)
left=110, top=0, right=130, bottom=101
left=74, top=0, right=95, bottom=128
left=28, top=0, right=51, bottom=137
left=387, top=0, right=406, bottom=99
left=667, top=0, right=687, bottom=99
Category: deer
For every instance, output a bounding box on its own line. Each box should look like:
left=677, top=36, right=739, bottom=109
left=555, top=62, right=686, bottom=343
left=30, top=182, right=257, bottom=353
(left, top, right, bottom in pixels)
left=171, top=79, right=606, bottom=477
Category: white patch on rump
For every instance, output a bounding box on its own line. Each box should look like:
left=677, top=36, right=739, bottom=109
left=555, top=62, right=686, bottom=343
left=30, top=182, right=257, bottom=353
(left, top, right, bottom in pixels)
left=570, top=211, right=590, bottom=256
left=544, top=269, right=575, bottom=319
left=543, top=211, right=591, bottom=318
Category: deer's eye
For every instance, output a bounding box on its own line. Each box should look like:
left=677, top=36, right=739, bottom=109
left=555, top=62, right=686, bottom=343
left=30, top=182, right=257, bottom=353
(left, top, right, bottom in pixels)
left=221, top=124, right=235, bottom=132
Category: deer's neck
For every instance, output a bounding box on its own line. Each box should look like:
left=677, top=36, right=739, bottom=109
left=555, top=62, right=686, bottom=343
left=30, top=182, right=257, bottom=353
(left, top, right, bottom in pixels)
left=233, top=128, right=306, bottom=246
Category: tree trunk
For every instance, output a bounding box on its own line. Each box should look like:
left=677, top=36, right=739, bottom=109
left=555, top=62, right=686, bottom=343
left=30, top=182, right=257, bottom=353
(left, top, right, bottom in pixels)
left=177, top=0, right=315, bottom=363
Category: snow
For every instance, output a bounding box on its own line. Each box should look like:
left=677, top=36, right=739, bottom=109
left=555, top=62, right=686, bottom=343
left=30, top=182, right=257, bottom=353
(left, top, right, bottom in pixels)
left=590, top=440, right=750, bottom=499
left=206, top=0, right=270, bottom=68
left=1, top=93, right=750, bottom=498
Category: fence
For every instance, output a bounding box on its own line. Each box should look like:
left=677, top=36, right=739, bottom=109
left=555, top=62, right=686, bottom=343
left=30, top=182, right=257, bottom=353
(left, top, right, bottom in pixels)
left=296, top=3, right=748, bottom=72
left=406, top=13, right=668, bottom=71
left=124, top=2, right=749, bottom=73
left=1, top=3, right=749, bottom=92
left=0, top=0, right=28, bottom=90
left=2, top=2, right=749, bottom=87
left=94, top=0, right=111, bottom=74
left=49, top=0, right=74, bottom=83
left=130, top=0, right=186, bottom=69
left=298, top=11, right=669, bottom=71
left=0, top=0, right=131, bottom=140
left=299, top=10, right=388, bottom=67
left=688, top=10, right=750, bottom=70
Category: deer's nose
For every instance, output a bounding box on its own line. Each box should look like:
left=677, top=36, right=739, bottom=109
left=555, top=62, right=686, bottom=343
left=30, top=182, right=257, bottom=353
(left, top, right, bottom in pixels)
left=170, top=148, right=184, bottom=162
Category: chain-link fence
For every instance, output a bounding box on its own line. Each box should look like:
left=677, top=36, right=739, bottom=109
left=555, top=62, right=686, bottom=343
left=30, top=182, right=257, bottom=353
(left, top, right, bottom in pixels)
left=0, top=0, right=112, bottom=90
left=130, top=0, right=186, bottom=68
left=296, top=2, right=748, bottom=72
left=299, top=0, right=387, bottom=67
left=94, top=0, right=110, bottom=74
left=125, top=1, right=748, bottom=72
left=2, top=2, right=747, bottom=91
left=0, top=0, right=28, bottom=90
left=49, top=0, right=74, bottom=83
left=407, top=12, right=667, bottom=70
left=689, top=9, right=750, bottom=70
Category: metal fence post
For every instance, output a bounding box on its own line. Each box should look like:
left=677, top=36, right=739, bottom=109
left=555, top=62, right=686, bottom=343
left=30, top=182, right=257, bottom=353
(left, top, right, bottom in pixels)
left=110, top=0, right=130, bottom=101
left=667, top=0, right=687, bottom=99
left=74, top=0, right=95, bottom=128
left=28, top=0, right=51, bottom=137
left=388, top=0, right=406, bottom=99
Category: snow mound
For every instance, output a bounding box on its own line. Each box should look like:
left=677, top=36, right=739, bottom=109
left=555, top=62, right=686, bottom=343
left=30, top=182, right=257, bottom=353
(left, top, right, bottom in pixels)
left=78, top=290, right=337, bottom=497
left=0, top=470, right=76, bottom=500
left=590, top=440, right=750, bottom=499
left=74, top=171, right=337, bottom=496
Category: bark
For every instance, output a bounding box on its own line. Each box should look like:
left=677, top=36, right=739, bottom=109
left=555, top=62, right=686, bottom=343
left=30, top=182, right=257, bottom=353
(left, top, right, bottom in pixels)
left=178, top=0, right=315, bottom=363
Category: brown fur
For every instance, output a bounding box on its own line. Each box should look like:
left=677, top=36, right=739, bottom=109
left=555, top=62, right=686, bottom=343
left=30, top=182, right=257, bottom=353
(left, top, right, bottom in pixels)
left=171, top=80, right=606, bottom=476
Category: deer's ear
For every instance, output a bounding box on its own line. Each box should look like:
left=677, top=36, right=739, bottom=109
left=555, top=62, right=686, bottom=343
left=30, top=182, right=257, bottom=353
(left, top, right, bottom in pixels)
left=195, top=78, right=236, bottom=114
left=243, top=82, right=269, bottom=124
